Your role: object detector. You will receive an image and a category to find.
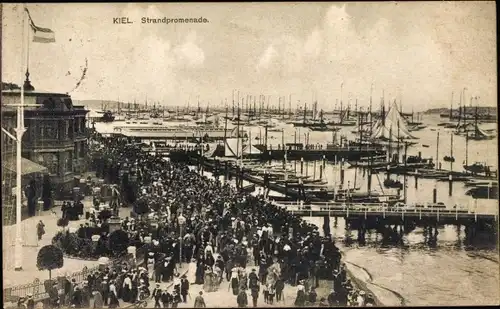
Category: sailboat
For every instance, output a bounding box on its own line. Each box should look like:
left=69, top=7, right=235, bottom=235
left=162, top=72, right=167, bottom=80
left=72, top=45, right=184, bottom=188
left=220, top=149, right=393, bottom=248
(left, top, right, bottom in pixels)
left=369, top=101, right=418, bottom=146
left=292, top=103, right=310, bottom=127
left=309, top=110, right=331, bottom=131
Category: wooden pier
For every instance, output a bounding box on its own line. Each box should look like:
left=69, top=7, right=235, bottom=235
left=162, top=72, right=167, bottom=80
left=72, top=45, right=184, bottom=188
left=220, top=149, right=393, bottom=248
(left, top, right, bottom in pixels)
left=255, top=146, right=386, bottom=161
left=272, top=201, right=498, bottom=225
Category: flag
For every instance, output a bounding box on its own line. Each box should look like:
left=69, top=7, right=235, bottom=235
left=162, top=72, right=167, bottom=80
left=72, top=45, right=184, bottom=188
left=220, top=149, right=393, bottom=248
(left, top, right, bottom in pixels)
left=25, top=8, right=55, bottom=43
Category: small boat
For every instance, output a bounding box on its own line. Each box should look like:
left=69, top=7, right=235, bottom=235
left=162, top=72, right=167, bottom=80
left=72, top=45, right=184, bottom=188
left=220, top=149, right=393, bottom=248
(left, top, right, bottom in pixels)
left=422, top=144, right=430, bottom=148
left=443, top=156, right=455, bottom=163
left=241, top=184, right=256, bottom=193
left=414, top=203, right=447, bottom=209
left=463, top=162, right=494, bottom=175
left=408, top=124, right=427, bottom=132
left=347, top=160, right=388, bottom=168
left=94, top=110, right=115, bottom=123
left=465, top=185, right=498, bottom=199
left=309, top=125, right=331, bottom=132
left=464, top=180, right=498, bottom=187
left=281, top=181, right=329, bottom=189
left=266, top=195, right=297, bottom=202
left=383, top=178, right=403, bottom=189
left=275, top=178, right=325, bottom=185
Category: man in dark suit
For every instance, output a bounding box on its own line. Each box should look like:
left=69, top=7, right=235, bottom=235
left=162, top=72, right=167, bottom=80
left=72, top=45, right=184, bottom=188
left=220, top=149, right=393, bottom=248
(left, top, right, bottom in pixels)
left=180, top=275, right=190, bottom=303
left=151, top=283, right=162, bottom=308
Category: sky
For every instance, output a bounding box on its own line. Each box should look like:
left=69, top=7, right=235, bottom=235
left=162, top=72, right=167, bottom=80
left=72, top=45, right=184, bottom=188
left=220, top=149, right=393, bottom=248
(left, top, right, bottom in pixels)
left=2, top=2, right=497, bottom=111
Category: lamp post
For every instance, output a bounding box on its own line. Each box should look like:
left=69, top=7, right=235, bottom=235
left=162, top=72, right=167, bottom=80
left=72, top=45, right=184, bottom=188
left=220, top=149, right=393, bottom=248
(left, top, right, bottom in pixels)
left=177, top=214, right=186, bottom=267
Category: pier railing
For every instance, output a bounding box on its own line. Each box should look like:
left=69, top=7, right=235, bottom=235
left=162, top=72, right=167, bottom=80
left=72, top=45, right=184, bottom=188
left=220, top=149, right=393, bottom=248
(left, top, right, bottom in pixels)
left=271, top=201, right=498, bottom=222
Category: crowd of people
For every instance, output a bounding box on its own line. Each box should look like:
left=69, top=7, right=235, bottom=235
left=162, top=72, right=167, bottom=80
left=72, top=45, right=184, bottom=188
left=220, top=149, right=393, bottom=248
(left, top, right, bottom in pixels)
left=23, top=135, right=376, bottom=308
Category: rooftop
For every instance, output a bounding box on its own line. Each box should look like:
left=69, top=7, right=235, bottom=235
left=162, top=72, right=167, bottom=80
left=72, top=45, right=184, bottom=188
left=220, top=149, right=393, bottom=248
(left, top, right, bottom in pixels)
left=1, top=89, right=71, bottom=98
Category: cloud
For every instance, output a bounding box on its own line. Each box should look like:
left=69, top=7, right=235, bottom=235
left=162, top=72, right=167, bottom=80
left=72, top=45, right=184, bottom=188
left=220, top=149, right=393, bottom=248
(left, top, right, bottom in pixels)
left=256, top=45, right=278, bottom=71
left=173, top=31, right=205, bottom=68
left=2, top=3, right=495, bottom=109
left=303, top=28, right=322, bottom=59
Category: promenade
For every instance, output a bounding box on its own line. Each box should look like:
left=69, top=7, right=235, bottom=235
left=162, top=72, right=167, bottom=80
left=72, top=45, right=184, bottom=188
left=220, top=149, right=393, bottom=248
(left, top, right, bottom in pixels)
left=118, top=254, right=330, bottom=308
left=2, top=197, right=100, bottom=288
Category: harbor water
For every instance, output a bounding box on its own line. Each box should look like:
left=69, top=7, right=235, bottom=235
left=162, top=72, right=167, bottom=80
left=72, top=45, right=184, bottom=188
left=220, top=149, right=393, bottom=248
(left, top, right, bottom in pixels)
left=94, top=114, right=499, bottom=306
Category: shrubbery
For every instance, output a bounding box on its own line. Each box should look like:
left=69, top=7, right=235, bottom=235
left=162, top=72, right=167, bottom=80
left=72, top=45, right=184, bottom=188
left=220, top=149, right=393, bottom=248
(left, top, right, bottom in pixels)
left=52, top=230, right=109, bottom=260
left=51, top=227, right=142, bottom=261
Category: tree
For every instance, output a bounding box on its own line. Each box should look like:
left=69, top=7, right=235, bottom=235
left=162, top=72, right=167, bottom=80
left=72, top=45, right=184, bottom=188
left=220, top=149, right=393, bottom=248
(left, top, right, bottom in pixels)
left=37, top=245, right=64, bottom=282
left=57, top=217, right=69, bottom=229
left=108, top=230, right=129, bottom=256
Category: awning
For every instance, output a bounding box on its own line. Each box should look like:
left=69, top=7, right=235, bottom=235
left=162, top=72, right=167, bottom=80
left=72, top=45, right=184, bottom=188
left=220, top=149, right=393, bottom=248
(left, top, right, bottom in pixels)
left=2, top=157, right=48, bottom=176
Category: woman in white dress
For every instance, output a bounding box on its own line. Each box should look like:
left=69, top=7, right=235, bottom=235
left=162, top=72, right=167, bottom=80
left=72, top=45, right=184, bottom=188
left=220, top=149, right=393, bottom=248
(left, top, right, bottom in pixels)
left=186, top=257, right=198, bottom=284
left=147, top=252, right=155, bottom=280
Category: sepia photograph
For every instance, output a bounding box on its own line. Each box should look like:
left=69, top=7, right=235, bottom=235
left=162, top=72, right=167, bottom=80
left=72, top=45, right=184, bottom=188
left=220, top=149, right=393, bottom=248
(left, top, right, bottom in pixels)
left=1, top=1, right=498, bottom=308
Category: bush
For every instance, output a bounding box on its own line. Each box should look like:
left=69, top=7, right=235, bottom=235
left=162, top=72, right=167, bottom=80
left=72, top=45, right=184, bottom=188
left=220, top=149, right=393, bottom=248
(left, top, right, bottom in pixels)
left=108, top=230, right=129, bottom=255
left=57, top=217, right=69, bottom=228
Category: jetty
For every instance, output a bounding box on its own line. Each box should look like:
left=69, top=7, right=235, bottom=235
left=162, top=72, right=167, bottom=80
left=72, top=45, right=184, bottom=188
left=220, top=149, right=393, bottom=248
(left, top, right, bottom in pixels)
left=272, top=201, right=498, bottom=239
left=252, top=144, right=386, bottom=161
left=272, top=201, right=497, bottom=223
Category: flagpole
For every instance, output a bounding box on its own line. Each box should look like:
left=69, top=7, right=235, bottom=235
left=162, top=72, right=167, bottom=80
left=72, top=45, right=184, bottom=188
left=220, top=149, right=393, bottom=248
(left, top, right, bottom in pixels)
left=14, top=4, right=29, bottom=271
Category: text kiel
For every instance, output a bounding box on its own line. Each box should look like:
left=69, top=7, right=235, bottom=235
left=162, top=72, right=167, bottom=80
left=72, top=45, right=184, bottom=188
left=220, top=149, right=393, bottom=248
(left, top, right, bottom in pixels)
left=113, top=17, right=133, bottom=24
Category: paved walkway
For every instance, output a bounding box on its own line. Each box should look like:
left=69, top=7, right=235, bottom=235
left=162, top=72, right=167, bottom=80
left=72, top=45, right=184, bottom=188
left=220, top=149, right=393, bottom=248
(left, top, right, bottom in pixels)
left=126, top=254, right=316, bottom=308
left=3, top=197, right=99, bottom=288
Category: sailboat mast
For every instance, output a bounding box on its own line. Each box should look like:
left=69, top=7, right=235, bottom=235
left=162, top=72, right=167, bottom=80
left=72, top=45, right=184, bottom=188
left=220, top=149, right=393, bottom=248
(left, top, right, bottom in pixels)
left=404, top=142, right=408, bottom=203
left=388, top=126, right=392, bottom=163
left=253, top=96, right=257, bottom=118
left=397, top=120, right=400, bottom=163
left=246, top=95, right=250, bottom=124
left=369, top=84, right=373, bottom=135
left=340, top=82, right=343, bottom=118
left=436, top=131, right=440, bottom=169
left=450, top=132, right=454, bottom=171
left=449, top=91, right=454, bottom=119
left=278, top=97, right=281, bottom=119
left=236, top=100, right=241, bottom=165
left=458, top=91, right=462, bottom=126
left=399, top=96, right=402, bottom=115
left=224, top=106, right=228, bottom=144
left=303, top=103, right=307, bottom=124
left=465, top=126, right=469, bottom=167
left=475, top=104, right=478, bottom=139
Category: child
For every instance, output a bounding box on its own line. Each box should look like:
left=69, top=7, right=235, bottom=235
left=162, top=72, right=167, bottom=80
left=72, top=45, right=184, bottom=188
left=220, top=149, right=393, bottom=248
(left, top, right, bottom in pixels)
left=262, top=282, right=269, bottom=304
left=275, top=277, right=284, bottom=302
left=267, top=283, right=275, bottom=305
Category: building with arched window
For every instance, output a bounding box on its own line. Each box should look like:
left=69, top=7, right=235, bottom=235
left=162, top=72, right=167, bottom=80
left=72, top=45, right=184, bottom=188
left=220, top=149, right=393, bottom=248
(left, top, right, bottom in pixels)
left=1, top=80, right=89, bottom=200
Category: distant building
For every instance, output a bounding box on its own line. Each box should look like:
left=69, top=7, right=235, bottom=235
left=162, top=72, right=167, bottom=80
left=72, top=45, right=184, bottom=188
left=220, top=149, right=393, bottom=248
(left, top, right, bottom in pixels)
left=1, top=77, right=89, bottom=200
